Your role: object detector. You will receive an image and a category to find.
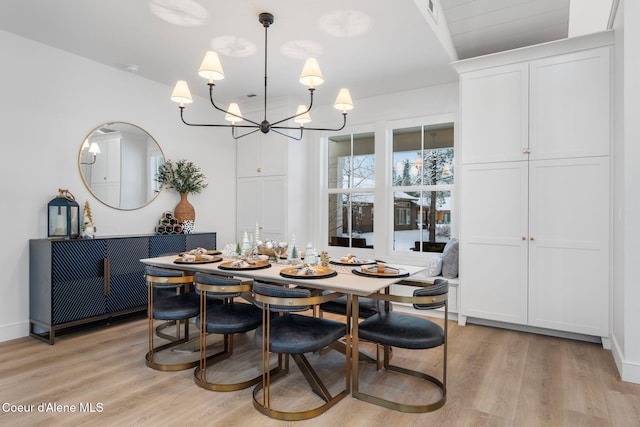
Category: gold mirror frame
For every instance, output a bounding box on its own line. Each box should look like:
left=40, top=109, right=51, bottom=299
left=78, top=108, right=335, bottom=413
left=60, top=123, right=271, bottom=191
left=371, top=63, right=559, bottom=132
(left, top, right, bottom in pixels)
left=78, top=122, right=165, bottom=210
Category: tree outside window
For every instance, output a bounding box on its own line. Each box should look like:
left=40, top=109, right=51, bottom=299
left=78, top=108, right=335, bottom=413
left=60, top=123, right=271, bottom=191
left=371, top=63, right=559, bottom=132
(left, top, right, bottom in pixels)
left=392, top=124, right=454, bottom=252
left=328, top=132, right=375, bottom=249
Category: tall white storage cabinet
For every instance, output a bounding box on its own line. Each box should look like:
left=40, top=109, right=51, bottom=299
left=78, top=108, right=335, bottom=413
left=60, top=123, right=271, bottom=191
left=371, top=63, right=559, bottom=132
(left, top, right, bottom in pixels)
left=453, top=31, right=612, bottom=341
left=236, top=131, right=288, bottom=243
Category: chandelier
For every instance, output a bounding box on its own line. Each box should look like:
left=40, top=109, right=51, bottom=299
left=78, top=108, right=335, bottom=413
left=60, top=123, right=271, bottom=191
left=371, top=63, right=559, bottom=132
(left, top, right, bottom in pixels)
left=170, top=12, right=354, bottom=141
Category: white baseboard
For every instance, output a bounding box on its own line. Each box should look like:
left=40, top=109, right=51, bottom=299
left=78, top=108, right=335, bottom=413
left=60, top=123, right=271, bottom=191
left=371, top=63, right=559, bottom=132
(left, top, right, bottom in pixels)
left=0, top=321, right=29, bottom=343
left=611, top=334, right=640, bottom=384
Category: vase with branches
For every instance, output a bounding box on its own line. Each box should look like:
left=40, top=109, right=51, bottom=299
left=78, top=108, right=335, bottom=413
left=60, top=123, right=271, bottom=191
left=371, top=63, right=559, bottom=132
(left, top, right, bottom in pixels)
left=156, top=159, right=208, bottom=224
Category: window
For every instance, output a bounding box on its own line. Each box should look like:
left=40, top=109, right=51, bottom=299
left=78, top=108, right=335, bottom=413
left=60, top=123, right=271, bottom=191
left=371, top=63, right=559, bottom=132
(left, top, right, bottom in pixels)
left=396, top=208, right=411, bottom=226
left=327, top=131, right=375, bottom=249
left=392, top=124, right=454, bottom=253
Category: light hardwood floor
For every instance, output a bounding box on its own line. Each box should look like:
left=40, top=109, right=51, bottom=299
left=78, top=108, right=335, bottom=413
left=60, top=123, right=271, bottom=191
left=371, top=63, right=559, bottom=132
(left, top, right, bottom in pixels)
left=1, top=314, right=639, bottom=427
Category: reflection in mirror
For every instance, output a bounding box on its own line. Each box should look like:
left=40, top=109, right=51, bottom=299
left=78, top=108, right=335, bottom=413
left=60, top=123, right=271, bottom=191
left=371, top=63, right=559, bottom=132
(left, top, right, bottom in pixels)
left=78, top=122, right=165, bottom=210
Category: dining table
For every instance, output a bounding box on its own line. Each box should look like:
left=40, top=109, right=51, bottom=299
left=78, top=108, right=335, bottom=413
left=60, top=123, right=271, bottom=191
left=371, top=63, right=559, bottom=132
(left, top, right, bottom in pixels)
left=139, top=254, right=429, bottom=409
left=139, top=255, right=426, bottom=298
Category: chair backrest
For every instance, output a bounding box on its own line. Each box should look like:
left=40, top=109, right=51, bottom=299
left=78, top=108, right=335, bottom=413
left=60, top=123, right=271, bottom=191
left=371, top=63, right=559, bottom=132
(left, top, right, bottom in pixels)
left=252, top=282, right=312, bottom=313
left=412, top=278, right=449, bottom=310
left=145, top=266, right=195, bottom=290
left=194, top=273, right=249, bottom=298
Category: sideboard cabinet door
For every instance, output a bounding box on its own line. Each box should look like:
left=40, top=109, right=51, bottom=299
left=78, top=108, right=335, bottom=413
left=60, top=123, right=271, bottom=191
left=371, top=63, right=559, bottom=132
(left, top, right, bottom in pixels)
left=51, top=239, right=107, bottom=325
left=106, top=237, right=148, bottom=312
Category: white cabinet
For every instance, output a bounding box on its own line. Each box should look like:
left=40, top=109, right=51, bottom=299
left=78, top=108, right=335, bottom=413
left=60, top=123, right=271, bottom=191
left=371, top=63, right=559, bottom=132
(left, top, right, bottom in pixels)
left=459, top=162, right=529, bottom=325
left=236, top=132, right=287, bottom=177
left=236, top=176, right=287, bottom=243
left=528, top=157, right=609, bottom=336
left=455, top=32, right=612, bottom=339
left=459, top=46, right=611, bottom=164
left=460, top=157, right=610, bottom=336
left=529, top=47, right=611, bottom=160
left=236, top=131, right=290, bottom=242
left=459, top=62, right=529, bottom=164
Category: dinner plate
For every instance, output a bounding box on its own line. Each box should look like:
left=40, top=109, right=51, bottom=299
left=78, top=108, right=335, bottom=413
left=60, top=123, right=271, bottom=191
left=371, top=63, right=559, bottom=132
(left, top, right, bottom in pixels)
left=352, top=265, right=410, bottom=278
left=173, top=256, right=222, bottom=264
left=280, top=266, right=337, bottom=279
left=329, top=258, right=376, bottom=266
left=218, top=260, right=272, bottom=271
left=182, top=249, right=221, bottom=256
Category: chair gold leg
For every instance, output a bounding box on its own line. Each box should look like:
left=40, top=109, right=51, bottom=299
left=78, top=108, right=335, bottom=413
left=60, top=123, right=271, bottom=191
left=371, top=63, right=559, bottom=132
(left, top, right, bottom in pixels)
left=145, top=279, right=198, bottom=372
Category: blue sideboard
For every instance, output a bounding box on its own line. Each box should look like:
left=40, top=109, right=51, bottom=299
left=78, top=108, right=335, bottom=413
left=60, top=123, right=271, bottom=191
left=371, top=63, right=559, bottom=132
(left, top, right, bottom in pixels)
left=29, top=232, right=216, bottom=344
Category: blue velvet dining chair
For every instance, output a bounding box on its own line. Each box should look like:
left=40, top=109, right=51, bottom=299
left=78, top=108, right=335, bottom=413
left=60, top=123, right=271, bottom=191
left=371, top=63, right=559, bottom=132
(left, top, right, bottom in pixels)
left=251, top=282, right=350, bottom=421
left=351, top=278, right=449, bottom=413
left=193, top=272, right=278, bottom=392
left=144, top=266, right=200, bottom=371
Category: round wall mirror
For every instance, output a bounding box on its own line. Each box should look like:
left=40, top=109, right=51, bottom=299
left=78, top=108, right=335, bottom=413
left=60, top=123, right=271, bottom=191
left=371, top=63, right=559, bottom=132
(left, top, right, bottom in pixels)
left=78, top=122, right=165, bottom=210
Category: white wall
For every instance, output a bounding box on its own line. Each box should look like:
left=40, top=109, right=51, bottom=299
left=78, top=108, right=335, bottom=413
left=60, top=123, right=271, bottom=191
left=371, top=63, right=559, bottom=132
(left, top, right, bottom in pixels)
left=0, top=30, right=237, bottom=342
left=611, top=0, right=640, bottom=384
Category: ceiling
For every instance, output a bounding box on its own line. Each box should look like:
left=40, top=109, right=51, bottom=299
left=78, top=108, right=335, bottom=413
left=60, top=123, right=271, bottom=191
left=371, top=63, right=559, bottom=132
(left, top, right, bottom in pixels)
left=441, top=0, right=570, bottom=59
left=0, top=0, right=571, bottom=110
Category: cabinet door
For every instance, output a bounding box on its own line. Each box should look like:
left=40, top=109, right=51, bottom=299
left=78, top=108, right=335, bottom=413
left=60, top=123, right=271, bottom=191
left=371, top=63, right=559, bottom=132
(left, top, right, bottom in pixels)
left=106, top=237, right=148, bottom=312
left=236, top=133, right=262, bottom=177
left=459, top=63, right=529, bottom=164
left=460, top=162, right=528, bottom=324
left=528, top=157, right=609, bottom=336
left=236, top=177, right=287, bottom=242
left=149, top=234, right=186, bottom=256
left=529, top=47, right=611, bottom=160
left=185, top=233, right=217, bottom=250
left=51, top=240, right=107, bottom=324
left=237, top=132, right=288, bottom=177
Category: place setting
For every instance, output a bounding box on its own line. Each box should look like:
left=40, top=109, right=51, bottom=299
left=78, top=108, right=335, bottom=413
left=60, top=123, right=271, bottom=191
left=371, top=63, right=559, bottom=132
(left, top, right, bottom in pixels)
left=174, top=247, right=222, bottom=264
left=279, top=262, right=337, bottom=279
left=351, top=261, right=410, bottom=278
left=329, top=253, right=376, bottom=266
left=218, top=258, right=272, bottom=271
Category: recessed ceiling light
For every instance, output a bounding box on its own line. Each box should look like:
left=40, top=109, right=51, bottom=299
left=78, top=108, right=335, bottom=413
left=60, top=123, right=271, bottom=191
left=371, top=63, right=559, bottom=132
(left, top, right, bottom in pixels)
left=319, top=10, right=372, bottom=37
left=148, top=0, right=208, bottom=27
left=280, top=40, right=323, bottom=60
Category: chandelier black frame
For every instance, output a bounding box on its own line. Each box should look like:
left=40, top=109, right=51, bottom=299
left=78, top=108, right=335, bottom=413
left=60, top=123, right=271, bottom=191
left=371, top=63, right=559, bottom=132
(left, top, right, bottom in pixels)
left=171, top=12, right=354, bottom=141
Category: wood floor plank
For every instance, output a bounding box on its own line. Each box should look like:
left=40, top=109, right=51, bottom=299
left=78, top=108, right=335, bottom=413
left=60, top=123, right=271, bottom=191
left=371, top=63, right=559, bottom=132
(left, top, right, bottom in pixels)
left=1, top=316, right=639, bottom=426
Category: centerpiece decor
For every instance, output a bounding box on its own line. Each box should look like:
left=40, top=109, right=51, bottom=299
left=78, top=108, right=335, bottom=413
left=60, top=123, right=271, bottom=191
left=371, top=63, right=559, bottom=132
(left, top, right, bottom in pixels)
left=156, top=159, right=208, bottom=224
left=81, top=200, right=96, bottom=238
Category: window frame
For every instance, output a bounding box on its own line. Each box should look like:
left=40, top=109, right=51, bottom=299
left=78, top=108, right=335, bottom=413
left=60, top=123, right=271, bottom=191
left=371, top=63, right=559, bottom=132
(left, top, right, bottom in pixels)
left=389, top=119, right=455, bottom=256
left=318, top=114, right=456, bottom=263
left=326, top=129, right=376, bottom=249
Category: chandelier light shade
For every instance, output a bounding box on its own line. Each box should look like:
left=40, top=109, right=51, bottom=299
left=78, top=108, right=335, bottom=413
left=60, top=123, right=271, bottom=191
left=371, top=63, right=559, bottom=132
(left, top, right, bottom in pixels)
left=225, top=102, right=244, bottom=124
left=198, top=51, right=225, bottom=82
left=334, top=88, right=354, bottom=113
left=294, top=105, right=312, bottom=125
left=171, top=12, right=353, bottom=141
left=170, top=80, right=193, bottom=106
left=299, top=58, right=324, bottom=88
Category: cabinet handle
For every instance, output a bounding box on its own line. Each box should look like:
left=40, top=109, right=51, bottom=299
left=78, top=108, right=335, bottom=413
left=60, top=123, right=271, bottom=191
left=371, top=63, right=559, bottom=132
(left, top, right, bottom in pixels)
left=522, top=236, right=526, bottom=240
left=530, top=236, right=535, bottom=241
left=522, top=148, right=530, bottom=154
left=103, top=258, right=111, bottom=295
left=256, top=167, right=262, bottom=173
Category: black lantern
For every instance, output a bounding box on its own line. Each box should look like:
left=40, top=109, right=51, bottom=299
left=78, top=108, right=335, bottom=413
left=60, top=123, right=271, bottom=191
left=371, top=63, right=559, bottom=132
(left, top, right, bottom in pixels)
left=48, top=189, right=80, bottom=239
